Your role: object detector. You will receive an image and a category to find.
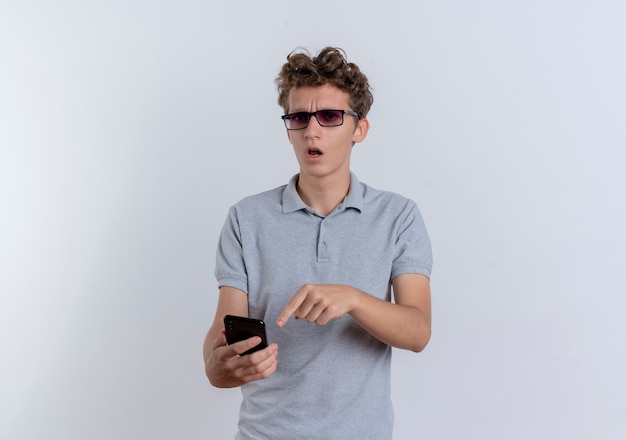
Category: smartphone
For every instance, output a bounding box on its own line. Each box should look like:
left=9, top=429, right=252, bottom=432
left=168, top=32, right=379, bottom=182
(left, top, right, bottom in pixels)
left=223, top=315, right=268, bottom=355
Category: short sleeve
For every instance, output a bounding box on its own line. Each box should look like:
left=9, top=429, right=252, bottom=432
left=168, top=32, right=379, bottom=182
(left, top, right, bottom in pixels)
left=214, top=205, right=249, bottom=293
left=391, top=200, right=433, bottom=279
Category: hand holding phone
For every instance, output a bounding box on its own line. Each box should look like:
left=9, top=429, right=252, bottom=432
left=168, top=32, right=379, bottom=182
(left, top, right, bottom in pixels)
left=223, top=315, right=269, bottom=356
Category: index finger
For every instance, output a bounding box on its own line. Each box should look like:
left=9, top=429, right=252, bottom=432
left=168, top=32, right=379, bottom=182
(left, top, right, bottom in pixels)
left=276, top=287, right=307, bottom=328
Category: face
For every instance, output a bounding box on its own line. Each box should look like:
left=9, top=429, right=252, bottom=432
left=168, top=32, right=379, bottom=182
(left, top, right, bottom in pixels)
left=286, top=83, right=369, bottom=181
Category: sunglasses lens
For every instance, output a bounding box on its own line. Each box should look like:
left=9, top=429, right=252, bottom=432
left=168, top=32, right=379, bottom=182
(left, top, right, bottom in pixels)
left=285, top=112, right=310, bottom=129
left=316, top=110, right=343, bottom=126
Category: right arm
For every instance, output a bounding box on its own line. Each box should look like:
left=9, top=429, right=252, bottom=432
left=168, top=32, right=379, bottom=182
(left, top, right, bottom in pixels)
left=203, top=286, right=279, bottom=388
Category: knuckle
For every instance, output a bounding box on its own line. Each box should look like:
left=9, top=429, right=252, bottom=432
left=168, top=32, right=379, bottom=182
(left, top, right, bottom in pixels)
left=261, top=363, right=277, bottom=378
left=248, top=363, right=262, bottom=374
left=232, top=368, right=244, bottom=379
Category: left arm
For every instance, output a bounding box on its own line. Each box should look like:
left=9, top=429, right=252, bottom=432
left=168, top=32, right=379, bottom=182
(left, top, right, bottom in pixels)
left=354, top=273, right=431, bottom=352
left=276, top=273, right=431, bottom=352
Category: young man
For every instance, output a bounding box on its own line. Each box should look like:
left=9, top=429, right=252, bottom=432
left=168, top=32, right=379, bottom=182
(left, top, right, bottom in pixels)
left=203, top=47, right=433, bottom=440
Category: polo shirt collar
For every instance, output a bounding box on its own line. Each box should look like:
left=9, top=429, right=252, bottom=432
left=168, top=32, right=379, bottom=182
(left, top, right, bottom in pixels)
left=282, top=172, right=364, bottom=214
left=344, top=172, right=364, bottom=212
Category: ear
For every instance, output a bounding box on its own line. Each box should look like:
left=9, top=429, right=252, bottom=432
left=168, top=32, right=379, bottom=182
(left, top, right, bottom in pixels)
left=352, top=118, right=370, bottom=144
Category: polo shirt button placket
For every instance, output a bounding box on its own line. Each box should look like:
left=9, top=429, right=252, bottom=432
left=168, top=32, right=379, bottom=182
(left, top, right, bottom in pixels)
left=317, top=220, right=330, bottom=263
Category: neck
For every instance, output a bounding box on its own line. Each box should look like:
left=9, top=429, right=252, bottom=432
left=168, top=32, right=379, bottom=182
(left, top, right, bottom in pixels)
left=297, top=172, right=351, bottom=217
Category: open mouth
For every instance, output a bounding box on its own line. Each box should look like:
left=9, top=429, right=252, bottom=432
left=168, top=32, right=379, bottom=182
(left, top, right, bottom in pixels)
left=307, top=148, right=323, bottom=157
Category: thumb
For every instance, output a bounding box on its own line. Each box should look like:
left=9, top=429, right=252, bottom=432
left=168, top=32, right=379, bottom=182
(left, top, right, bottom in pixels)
left=212, top=329, right=228, bottom=350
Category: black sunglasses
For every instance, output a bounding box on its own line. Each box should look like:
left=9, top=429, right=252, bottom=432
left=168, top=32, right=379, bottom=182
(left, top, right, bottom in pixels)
left=281, top=109, right=359, bottom=130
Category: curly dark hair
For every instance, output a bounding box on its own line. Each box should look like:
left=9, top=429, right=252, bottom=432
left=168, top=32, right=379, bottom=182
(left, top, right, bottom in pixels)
left=275, top=47, right=374, bottom=118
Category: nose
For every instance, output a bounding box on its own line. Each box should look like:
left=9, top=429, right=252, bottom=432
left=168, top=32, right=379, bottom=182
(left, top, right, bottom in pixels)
left=304, top=113, right=322, bottom=138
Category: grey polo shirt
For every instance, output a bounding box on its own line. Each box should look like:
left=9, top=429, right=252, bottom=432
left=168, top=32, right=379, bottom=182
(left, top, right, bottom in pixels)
left=215, top=172, right=432, bottom=440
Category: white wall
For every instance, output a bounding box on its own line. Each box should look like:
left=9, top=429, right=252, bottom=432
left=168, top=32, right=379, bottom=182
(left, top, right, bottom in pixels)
left=1, top=1, right=625, bottom=439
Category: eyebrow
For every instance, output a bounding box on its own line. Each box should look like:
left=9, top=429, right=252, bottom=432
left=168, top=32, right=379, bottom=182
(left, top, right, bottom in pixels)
left=287, top=108, right=342, bottom=113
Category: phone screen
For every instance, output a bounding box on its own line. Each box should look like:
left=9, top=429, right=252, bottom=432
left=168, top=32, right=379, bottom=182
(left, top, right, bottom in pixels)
left=223, top=315, right=268, bottom=355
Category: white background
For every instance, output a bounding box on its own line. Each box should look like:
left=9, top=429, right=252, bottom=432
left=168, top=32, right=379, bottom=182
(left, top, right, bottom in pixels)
left=1, top=1, right=625, bottom=439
